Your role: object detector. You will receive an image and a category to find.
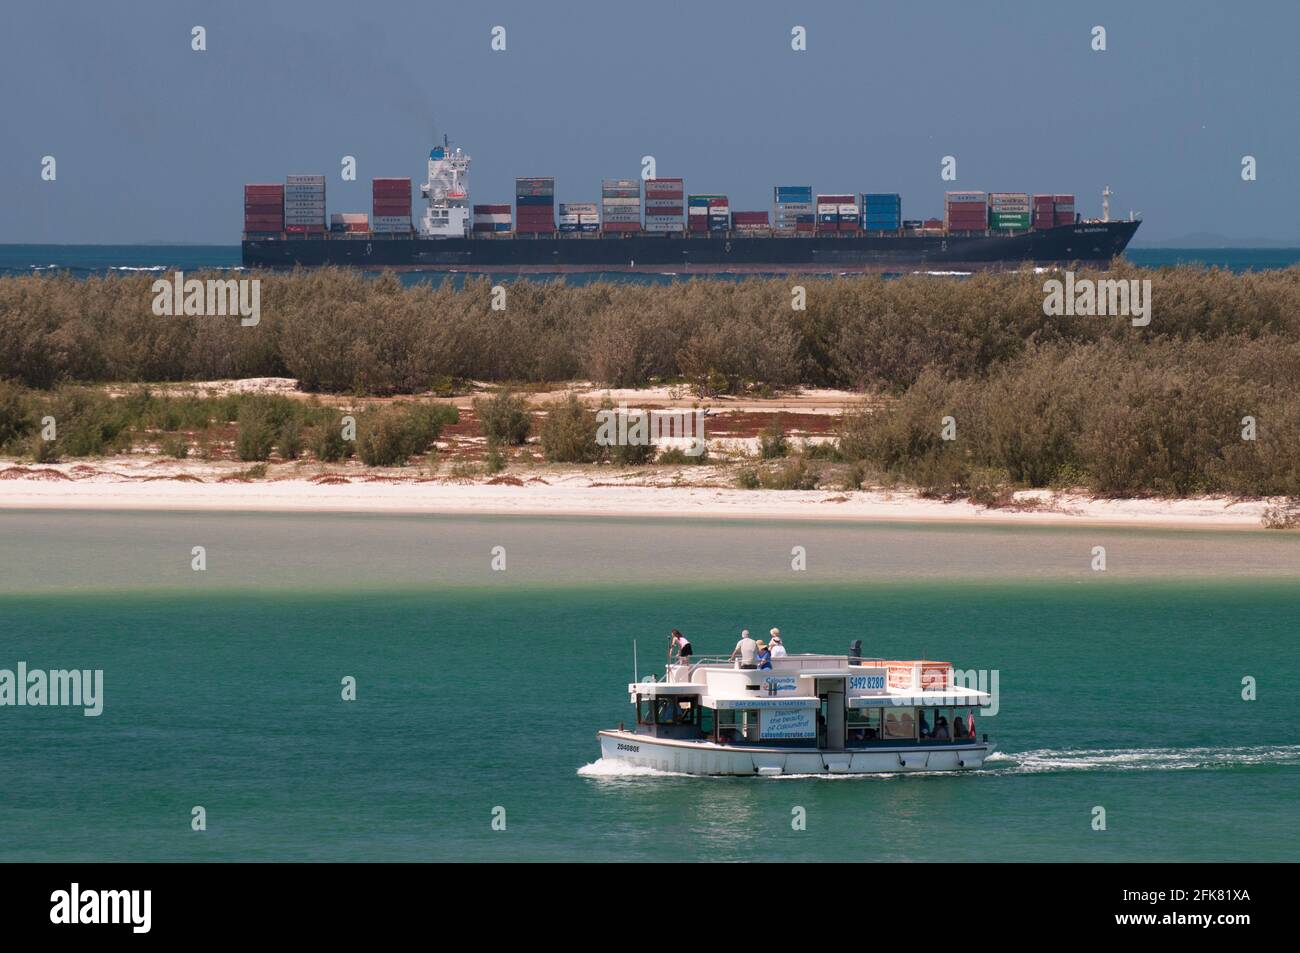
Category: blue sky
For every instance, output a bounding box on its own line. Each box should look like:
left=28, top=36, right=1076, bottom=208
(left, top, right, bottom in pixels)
left=2, top=0, right=1296, bottom=243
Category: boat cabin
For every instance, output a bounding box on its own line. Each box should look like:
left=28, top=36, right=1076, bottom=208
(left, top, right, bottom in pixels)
left=628, top=654, right=990, bottom=749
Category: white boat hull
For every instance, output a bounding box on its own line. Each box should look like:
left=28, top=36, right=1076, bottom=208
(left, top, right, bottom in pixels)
left=597, top=730, right=993, bottom=776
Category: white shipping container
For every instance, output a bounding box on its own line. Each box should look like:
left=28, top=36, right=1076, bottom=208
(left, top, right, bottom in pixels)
left=644, top=220, right=684, bottom=231
left=838, top=205, right=859, bottom=216
left=601, top=197, right=641, bottom=207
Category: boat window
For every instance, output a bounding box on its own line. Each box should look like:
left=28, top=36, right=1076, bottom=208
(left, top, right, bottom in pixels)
left=952, top=707, right=973, bottom=739
left=636, top=696, right=651, bottom=725
left=717, top=708, right=740, bottom=741
left=846, top=706, right=882, bottom=742
left=883, top=706, right=916, bottom=740
left=654, top=695, right=699, bottom=725
left=700, top=707, right=714, bottom=735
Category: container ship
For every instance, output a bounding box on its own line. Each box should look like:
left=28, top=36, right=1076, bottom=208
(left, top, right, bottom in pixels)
left=241, top=139, right=1140, bottom=274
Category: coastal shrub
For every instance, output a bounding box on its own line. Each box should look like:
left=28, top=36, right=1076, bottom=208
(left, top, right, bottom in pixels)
left=759, top=457, right=820, bottom=490
left=0, top=380, right=33, bottom=448
left=310, top=421, right=351, bottom=462
left=610, top=437, right=655, bottom=466
left=235, top=405, right=276, bottom=462
left=538, top=394, right=600, bottom=463
left=158, top=433, right=189, bottom=459
left=277, top=419, right=303, bottom=461
left=656, top=445, right=710, bottom=465
left=736, top=467, right=760, bottom=489
left=473, top=390, right=532, bottom=445
left=5, top=265, right=1300, bottom=397
left=355, top=403, right=457, bottom=467
left=45, top=388, right=132, bottom=457
left=759, top=416, right=789, bottom=459
left=801, top=440, right=841, bottom=461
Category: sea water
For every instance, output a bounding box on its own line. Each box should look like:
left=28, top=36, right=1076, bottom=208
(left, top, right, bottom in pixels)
left=0, top=510, right=1297, bottom=861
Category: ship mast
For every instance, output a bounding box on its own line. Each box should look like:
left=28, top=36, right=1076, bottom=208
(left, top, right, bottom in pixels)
left=1102, top=185, right=1112, bottom=223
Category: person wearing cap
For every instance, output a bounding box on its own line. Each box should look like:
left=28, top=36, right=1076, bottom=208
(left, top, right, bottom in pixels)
left=756, top=640, right=773, bottom=670
left=729, top=629, right=758, bottom=669
left=768, top=628, right=787, bottom=658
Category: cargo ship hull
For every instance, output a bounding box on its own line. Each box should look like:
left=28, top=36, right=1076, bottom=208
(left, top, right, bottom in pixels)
left=241, top=220, right=1139, bottom=273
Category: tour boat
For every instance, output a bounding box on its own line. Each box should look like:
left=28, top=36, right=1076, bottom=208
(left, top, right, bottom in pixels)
left=597, top=646, right=994, bottom=776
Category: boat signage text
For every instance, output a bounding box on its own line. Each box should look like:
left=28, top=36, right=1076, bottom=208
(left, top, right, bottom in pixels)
left=760, top=707, right=817, bottom=740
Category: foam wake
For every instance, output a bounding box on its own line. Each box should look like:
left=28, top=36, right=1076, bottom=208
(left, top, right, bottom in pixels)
left=987, top=744, right=1300, bottom=774
left=577, top=758, right=691, bottom=779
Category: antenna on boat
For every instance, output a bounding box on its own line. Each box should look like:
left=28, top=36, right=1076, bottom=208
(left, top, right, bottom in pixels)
left=633, top=639, right=639, bottom=684
left=1102, top=185, right=1112, bottom=223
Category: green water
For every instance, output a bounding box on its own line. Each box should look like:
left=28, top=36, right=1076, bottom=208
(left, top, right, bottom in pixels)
left=1, top=511, right=1298, bottom=861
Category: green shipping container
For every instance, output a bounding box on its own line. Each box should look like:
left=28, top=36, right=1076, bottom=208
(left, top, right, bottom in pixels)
left=989, top=213, right=1031, bottom=229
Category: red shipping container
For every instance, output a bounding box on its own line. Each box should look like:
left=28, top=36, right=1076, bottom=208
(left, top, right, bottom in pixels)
left=838, top=221, right=860, bottom=231
left=474, top=204, right=512, bottom=214
left=731, top=211, right=769, bottom=224
left=602, top=221, right=640, bottom=232
left=285, top=224, right=326, bottom=234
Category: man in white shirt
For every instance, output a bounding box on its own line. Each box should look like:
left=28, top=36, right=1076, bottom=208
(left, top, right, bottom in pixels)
left=729, top=629, right=758, bottom=669
left=768, top=628, right=787, bottom=658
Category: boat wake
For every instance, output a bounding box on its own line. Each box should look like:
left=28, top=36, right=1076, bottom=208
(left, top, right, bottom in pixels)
left=577, top=758, right=692, bottom=779
left=986, top=744, right=1300, bottom=774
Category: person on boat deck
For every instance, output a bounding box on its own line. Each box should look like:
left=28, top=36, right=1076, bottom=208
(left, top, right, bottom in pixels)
left=933, top=716, right=951, bottom=741
left=768, top=629, right=787, bottom=657
left=669, top=629, right=692, bottom=663
left=756, top=640, right=772, bottom=670
left=953, top=715, right=967, bottom=739
left=918, top=711, right=931, bottom=739
left=729, top=629, right=758, bottom=669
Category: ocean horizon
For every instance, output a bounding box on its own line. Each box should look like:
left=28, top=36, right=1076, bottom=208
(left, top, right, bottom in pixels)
left=1, top=243, right=1297, bottom=282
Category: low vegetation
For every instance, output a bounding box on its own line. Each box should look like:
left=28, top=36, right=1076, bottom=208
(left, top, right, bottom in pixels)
left=4, top=265, right=1300, bottom=500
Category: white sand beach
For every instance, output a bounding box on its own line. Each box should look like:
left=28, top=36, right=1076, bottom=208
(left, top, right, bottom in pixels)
left=0, top=457, right=1280, bottom=529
